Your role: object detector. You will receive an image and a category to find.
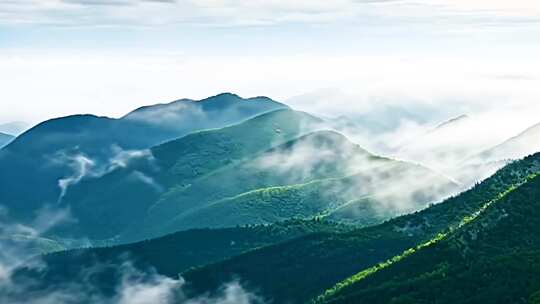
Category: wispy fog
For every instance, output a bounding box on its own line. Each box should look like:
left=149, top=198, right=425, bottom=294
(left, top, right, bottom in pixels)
left=249, top=130, right=458, bottom=220
left=52, top=145, right=156, bottom=202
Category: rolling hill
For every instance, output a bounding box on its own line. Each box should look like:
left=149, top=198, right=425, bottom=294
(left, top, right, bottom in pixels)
left=161, top=159, right=457, bottom=233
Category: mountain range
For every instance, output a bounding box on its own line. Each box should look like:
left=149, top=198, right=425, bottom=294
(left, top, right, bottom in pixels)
left=0, top=93, right=286, bottom=222
left=49, top=109, right=456, bottom=244
left=2, top=93, right=540, bottom=304
left=11, top=145, right=540, bottom=304
left=396, top=113, right=540, bottom=185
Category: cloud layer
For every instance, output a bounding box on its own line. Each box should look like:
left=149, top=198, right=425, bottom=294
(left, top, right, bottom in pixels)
left=1, top=0, right=540, bottom=27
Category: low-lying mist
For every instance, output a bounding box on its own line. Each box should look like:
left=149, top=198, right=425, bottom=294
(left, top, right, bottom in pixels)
left=0, top=208, right=264, bottom=304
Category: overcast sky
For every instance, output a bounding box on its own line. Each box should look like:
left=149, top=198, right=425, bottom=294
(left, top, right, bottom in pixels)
left=1, top=0, right=539, bottom=126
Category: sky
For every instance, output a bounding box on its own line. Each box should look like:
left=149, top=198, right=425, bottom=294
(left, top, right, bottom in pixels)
left=1, top=0, right=540, bottom=126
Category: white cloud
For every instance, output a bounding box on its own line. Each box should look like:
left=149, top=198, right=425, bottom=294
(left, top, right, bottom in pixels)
left=427, top=0, right=540, bottom=16
left=57, top=153, right=96, bottom=202
left=2, top=50, right=540, bottom=126
left=52, top=145, right=156, bottom=202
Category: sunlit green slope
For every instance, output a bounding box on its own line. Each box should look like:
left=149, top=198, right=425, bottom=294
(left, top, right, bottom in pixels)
left=181, top=153, right=540, bottom=303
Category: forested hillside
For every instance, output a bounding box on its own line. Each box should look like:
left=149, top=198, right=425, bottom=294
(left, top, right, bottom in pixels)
left=180, top=153, right=540, bottom=303
left=317, top=173, right=540, bottom=303
left=10, top=219, right=351, bottom=299
left=53, top=109, right=455, bottom=244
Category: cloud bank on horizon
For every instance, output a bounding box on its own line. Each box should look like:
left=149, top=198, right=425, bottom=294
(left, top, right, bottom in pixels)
left=0, top=0, right=538, bottom=135
left=1, top=0, right=540, bottom=27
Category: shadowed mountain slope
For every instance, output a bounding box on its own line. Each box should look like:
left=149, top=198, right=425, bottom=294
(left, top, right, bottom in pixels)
left=10, top=219, right=352, bottom=301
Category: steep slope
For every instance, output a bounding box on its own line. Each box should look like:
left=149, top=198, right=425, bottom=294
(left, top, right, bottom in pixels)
left=180, top=153, right=540, bottom=303
left=317, top=173, right=540, bottom=304
left=0, top=93, right=286, bottom=222
left=0, top=131, right=13, bottom=148
left=58, top=109, right=323, bottom=241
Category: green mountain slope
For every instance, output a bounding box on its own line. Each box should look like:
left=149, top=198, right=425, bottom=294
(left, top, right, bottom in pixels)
left=59, top=109, right=323, bottom=240
left=166, top=160, right=456, bottom=233
left=0, top=93, right=285, bottom=222
left=8, top=137, right=540, bottom=304
left=136, top=130, right=366, bottom=238
left=317, top=173, right=540, bottom=304
left=179, top=153, right=540, bottom=303
left=60, top=120, right=456, bottom=244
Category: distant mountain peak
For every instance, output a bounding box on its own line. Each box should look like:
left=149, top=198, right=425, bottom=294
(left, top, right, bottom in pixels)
left=513, top=121, right=540, bottom=138
left=0, top=121, right=30, bottom=136
left=471, top=121, right=540, bottom=162
left=204, top=92, right=241, bottom=100
left=0, top=131, right=14, bottom=148
left=198, top=92, right=284, bottom=105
